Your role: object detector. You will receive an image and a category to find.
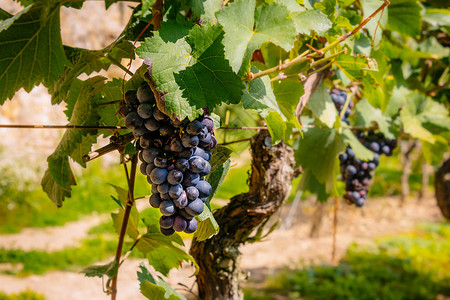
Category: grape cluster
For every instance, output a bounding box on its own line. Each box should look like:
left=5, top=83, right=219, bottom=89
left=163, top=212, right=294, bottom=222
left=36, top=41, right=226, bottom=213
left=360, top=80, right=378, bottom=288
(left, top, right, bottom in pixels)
left=339, top=131, right=397, bottom=206
left=121, top=83, right=217, bottom=236
left=330, top=89, right=353, bottom=123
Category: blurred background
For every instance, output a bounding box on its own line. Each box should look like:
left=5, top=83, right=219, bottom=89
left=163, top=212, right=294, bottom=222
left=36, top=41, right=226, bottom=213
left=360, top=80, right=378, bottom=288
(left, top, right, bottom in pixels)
left=0, top=1, right=449, bottom=300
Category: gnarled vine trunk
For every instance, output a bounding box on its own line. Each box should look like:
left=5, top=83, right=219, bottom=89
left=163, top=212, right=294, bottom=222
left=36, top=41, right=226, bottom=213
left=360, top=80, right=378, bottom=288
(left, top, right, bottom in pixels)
left=436, top=158, right=450, bottom=220
left=190, top=131, right=296, bottom=300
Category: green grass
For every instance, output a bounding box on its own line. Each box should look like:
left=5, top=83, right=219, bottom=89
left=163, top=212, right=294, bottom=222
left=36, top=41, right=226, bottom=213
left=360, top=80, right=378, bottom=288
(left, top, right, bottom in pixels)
left=245, top=222, right=450, bottom=300
left=0, top=291, right=45, bottom=300
left=0, top=160, right=149, bottom=234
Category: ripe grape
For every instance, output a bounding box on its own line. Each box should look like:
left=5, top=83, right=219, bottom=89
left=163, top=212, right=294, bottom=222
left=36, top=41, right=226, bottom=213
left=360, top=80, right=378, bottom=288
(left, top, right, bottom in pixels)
left=339, top=130, right=397, bottom=207
left=121, top=87, right=217, bottom=235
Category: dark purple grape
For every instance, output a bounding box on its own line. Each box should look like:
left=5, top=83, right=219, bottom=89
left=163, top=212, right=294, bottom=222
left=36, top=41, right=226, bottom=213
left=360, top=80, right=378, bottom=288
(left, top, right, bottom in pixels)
left=184, top=218, right=198, bottom=234
left=160, top=200, right=175, bottom=216
left=186, top=186, right=199, bottom=200
left=160, top=193, right=170, bottom=200
left=182, top=171, right=200, bottom=187
left=179, top=148, right=194, bottom=159
left=146, top=163, right=156, bottom=176
left=159, top=124, right=173, bottom=137
left=150, top=168, right=168, bottom=184
left=178, top=209, right=194, bottom=220
left=339, top=153, right=348, bottom=161
left=175, top=158, right=189, bottom=172
left=369, top=142, right=380, bottom=152
left=149, top=193, right=162, bottom=208
left=125, top=111, right=144, bottom=130
left=185, top=198, right=204, bottom=216
left=167, top=170, right=183, bottom=185
left=203, top=151, right=212, bottom=161
left=159, top=215, right=175, bottom=229
left=157, top=182, right=170, bottom=194
left=140, top=162, right=148, bottom=175
left=367, top=162, right=376, bottom=171
left=154, top=157, right=168, bottom=168
left=199, top=162, right=211, bottom=176
left=198, top=127, right=209, bottom=140
left=345, top=165, right=357, bottom=177
left=133, top=126, right=147, bottom=137
left=196, top=180, right=212, bottom=198
left=151, top=184, right=159, bottom=194
left=160, top=227, right=175, bottom=236
left=137, top=84, right=154, bottom=103
left=153, top=109, right=167, bottom=121
left=124, top=90, right=139, bottom=106
left=169, top=184, right=183, bottom=199
left=142, top=149, right=160, bottom=164
left=182, top=134, right=199, bottom=148
left=189, top=156, right=208, bottom=173
left=169, top=138, right=184, bottom=152
left=381, top=145, right=391, bottom=155
left=140, top=136, right=152, bottom=149
left=347, top=148, right=355, bottom=158
left=186, top=120, right=204, bottom=135
left=201, top=117, right=214, bottom=132
left=137, top=103, right=153, bottom=119
left=173, top=191, right=188, bottom=208
left=173, top=216, right=187, bottom=232
left=201, top=133, right=212, bottom=144
left=144, top=117, right=160, bottom=131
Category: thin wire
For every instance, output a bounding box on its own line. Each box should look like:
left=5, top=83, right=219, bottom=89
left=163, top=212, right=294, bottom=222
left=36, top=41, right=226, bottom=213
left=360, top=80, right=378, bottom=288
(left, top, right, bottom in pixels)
left=0, top=124, right=374, bottom=131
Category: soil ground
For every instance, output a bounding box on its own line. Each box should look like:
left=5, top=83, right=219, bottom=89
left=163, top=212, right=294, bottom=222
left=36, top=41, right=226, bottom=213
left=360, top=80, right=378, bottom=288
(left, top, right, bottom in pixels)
left=0, top=195, right=442, bottom=300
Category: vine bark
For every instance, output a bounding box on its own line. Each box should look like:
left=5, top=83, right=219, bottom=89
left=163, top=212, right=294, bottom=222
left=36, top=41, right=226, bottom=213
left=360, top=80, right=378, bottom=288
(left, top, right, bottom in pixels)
left=190, top=130, right=296, bottom=300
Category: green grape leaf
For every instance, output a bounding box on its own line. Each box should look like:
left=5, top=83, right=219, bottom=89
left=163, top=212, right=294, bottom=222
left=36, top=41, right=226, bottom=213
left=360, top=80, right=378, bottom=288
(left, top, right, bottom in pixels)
left=272, top=78, right=304, bottom=122
left=387, top=0, right=422, bottom=38
left=194, top=205, right=219, bottom=242
left=50, top=40, right=133, bottom=104
left=308, top=83, right=338, bottom=128
left=422, top=135, right=449, bottom=166
left=361, top=0, right=388, bottom=46
left=341, top=128, right=374, bottom=160
left=136, top=24, right=242, bottom=120
left=242, top=73, right=285, bottom=119
left=355, top=99, right=394, bottom=139
left=291, top=9, right=332, bottom=36
left=295, top=128, right=343, bottom=183
left=299, top=170, right=329, bottom=202
left=276, top=0, right=305, bottom=13
left=139, top=264, right=186, bottom=300
left=265, top=111, right=287, bottom=144
left=423, top=8, right=450, bottom=27
left=41, top=76, right=106, bottom=206
left=0, top=3, right=70, bottom=104
left=189, top=0, right=222, bottom=24
left=0, top=8, right=12, bottom=21
left=205, top=159, right=230, bottom=210
left=209, top=146, right=232, bottom=173
left=216, top=0, right=296, bottom=74
left=400, top=109, right=435, bottom=144
left=98, top=78, right=126, bottom=136
left=136, top=224, right=197, bottom=277
left=335, top=54, right=374, bottom=81
left=110, top=185, right=140, bottom=240
left=81, top=260, right=119, bottom=279
left=41, top=169, right=74, bottom=208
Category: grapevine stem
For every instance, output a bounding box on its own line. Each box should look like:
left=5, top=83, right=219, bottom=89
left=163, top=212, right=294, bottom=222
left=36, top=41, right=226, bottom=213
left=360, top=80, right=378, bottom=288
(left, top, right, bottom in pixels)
left=309, top=49, right=347, bottom=68
left=110, top=153, right=138, bottom=300
left=245, top=0, right=390, bottom=81
left=107, top=56, right=134, bottom=76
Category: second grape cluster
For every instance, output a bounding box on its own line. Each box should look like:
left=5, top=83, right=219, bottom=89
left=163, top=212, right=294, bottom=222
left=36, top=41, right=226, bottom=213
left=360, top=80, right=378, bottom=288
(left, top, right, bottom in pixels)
left=121, top=83, right=216, bottom=236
